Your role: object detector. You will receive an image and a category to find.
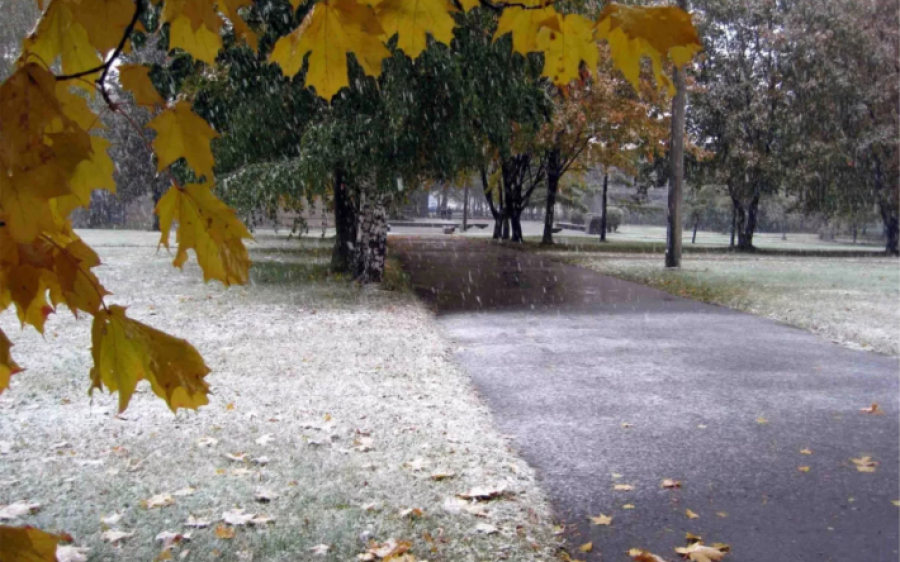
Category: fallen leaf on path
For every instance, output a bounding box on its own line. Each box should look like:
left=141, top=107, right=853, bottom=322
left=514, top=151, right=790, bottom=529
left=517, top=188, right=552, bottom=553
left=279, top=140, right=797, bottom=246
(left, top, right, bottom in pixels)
left=255, top=434, right=275, bottom=446
left=196, top=437, right=218, bottom=448
left=310, top=544, right=330, bottom=556
left=185, top=515, right=211, bottom=528
left=756, top=417, right=768, bottom=425
left=430, top=470, right=456, bottom=481
left=579, top=542, right=593, bottom=553
left=798, top=466, right=810, bottom=473
left=143, top=494, right=174, bottom=509
left=852, top=456, right=878, bottom=473
left=611, top=473, right=623, bottom=479
left=716, top=512, right=728, bottom=518
left=173, top=487, right=196, bottom=497
left=860, top=403, right=883, bottom=414
left=623, top=504, right=635, bottom=509
left=254, top=488, right=279, bottom=502
left=589, top=514, right=612, bottom=526
left=892, top=500, right=899, bottom=507
left=475, top=523, right=498, bottom=534
left=365, top=538, right=411, bottom=559
left=443, top=497, right=488, bottom=517
left=621, top=422, right=633, bottom=428
left=100, top=512, right=122, bottom=526
left=156, top=531, right=191, bottom=549
left=800, top=448, right=812, bottom=455
left=685, top=532, right=701, bottom=543
left=675, top=541, right=728, bottom=561
left=697, top=424, right=708, bottom=429
left=614, top=484, right=634, bottom=491
left=56, top=545, right=89, bottom=562
left=214, top=525, right=235, bottom=539
left=101, top=530, right=134, bottom=543
left=399, top=508, right=423, bottom=519
left=0, top=501, right=41, bottom=520
left=662, top=479, right=681, bottom=489
left=225, top=403, right=235, bottom=411
left=629, top=548, right=667, bottom=562
left=403, top=457, right=430, bottom=472
left=224, top=452, right=248, bottom=463
left=353, top=437, right=375, bottom=452
left=685, top=509, right=700, bottom=519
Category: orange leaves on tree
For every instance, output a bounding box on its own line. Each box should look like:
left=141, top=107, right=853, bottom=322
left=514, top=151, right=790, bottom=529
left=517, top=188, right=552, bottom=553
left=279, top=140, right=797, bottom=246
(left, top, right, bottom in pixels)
left=147, top=100, right=219, bottom=182
left=118, top=64, right=165, bottom=108
left=0, top=525, right=70, bottom=562
left=270, top=0, right=390, bottom=99
left=90, top=305, right=211, bottom=413
left=156, top=184, right=253, bottom=286
left=596, top=4, right=702, bottom=94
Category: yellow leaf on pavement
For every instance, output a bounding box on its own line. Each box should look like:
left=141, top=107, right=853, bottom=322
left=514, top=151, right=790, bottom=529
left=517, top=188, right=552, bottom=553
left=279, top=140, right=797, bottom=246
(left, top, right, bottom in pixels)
left=589, top=513, right=612, bottom=525
left=119, top=64, right=165, bottom=107
left=675, top=541, right=728, bottom=562
left=629, top=548, right=667, bottom=562
left=270, top=0, right=390, bottom=99
left=0, top=525, right=69, bottom=562
left=147, top=100, right=219, bottom=181
left=494, top=2, right=560, bottom=55
left=685, top=508, right=699, bottom=519
left=89, top=305, right=211, bottom=412
left=155, top=184, right=252, bottom=286
left=579, top=542, right=593, bottom=553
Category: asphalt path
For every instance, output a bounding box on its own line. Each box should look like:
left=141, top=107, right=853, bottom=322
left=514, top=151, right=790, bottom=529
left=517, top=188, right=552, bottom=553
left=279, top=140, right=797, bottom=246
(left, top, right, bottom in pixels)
left=392, top=236, right=900, bottom=562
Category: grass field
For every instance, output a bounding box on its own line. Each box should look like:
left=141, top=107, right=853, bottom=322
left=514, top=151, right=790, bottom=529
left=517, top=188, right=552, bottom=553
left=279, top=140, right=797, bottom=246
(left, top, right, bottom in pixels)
left=0, top=231, right=558, bottom=562
left=545, top=248, right=899, bottom=356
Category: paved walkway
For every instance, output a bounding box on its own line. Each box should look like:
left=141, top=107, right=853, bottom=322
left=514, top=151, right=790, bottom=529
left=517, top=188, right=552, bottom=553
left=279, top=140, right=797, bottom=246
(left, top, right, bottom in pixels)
left=392, top=237, right=899, bottom=562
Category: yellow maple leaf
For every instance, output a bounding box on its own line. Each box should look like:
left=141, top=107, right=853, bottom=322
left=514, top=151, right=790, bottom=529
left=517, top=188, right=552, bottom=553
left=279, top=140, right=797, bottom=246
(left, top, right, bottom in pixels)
left=0, top=329, right=23, bottom=393
left=90, top=305, right=211, bottom=412
left=147, top=100, right=219, bottom=181
left=675, top=541, right=727, bottom=562
left=55, top=136, right=116, bottom=217
left=22, top=0, right=103, bottom=83
left=373, top=0, right=457, bottom=59
left=162, top=0, right=223, bottom=64
left=119, top=64, right=165, bottom=107
left=270, top=0, right=390, bottom=99
left=589, top=513, right=612, bottom=525
left=457, top=0, right=479, bottom=11
left=595, top=4, right=701, bottom=93
left=219, top=0, right=259, bottom=52
left=494, top=2, right=560, bottom=55
left=70, top=0, right=136, bottom=55
left=685, top=508, right=699, bottom=519
left=579, top=542, right=593, bottom=553
left=155, top=184, right=252, bottom=286
left=536, top=14, right=598, bottom=87
left=0, top=525, right=69, bottom=562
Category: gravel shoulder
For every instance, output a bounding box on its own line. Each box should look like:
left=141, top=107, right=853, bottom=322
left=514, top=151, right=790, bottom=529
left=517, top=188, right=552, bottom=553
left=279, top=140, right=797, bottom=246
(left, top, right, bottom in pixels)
left=0, top=230, right=558, bottom=562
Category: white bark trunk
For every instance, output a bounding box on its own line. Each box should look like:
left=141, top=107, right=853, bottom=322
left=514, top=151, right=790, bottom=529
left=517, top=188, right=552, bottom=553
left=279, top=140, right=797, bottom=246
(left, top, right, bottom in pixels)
left=355, top=191, right=389, bottom=283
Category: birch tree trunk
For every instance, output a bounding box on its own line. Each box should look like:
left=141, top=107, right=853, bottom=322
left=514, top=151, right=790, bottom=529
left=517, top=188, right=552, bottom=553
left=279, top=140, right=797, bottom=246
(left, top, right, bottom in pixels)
left=355, top=190, right=389, bottom=283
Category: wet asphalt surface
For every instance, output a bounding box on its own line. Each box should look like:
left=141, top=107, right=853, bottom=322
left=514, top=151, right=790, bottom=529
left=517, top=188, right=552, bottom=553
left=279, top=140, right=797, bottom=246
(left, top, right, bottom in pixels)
left=391, top=236, right=900, bottom=562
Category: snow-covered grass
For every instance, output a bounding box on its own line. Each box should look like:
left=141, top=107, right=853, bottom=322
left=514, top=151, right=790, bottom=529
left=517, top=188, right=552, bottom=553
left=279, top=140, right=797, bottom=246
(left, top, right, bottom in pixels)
left=0, top=230, right=558, bottom=561
left=558, top=251, right=899, bottom=356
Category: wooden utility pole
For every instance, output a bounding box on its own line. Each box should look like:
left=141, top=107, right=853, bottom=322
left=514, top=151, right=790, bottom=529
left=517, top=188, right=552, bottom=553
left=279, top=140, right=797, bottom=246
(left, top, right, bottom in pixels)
left=666, top=0, right=688, bottom=268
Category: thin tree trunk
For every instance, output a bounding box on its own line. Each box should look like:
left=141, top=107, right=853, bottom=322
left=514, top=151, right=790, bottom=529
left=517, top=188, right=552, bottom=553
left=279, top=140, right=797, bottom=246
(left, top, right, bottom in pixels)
left=880, top=201, right=899, bottom=255
left=462, top=177, right=469, bottom=232
left=481, top=166, right=502, bottom=239
left=599, top=171, right=609, bottom=242
left=729, top=204, right=736, bottom=248
left=331, top=166, right=357, bottom=273
left=355, top=190, right=388, bottom=283
left=665, top=1, right=688, bottom=268
left=542, top=149, right=561, bottom=245
left=692, top=218, right=698, bottom=244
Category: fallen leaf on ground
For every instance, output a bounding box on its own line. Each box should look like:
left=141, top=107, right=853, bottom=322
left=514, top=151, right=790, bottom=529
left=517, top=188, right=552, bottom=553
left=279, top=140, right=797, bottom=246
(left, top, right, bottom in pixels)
left=685, top=509, right=699, bottom=519
left=222, top=509, right=254, bottom=526
left=101, top=530, right=134, bottom=543
left=798, top=466, right=810, bottom=473
left=353, top=437, right=375, bottom=452
left=101, top=512, right=122, bottom=526
left=430, top=470, right=456, bottom=481
left=590, top=514, right=612, bottom=525
left=231, top=468, right=255, bottom=476
left=185, top=515, right=211, bottom=528
left=892, top=500, right=899, bottom=507
left=675, top=541, right=728, bottom=561
left=457, top=484, right=506, bottom=501
left=629, top=548, right=667, bottom=562
left=399, top=508, right=423, bottom=519
left=579, top=542, right=593, bottom=552
left=143, top=494, right=174, bottom=509
left=254, top=488, right=279, bottom=502
left=621, top=422, right=633, bottom=428
left=623, top=504, right=635, bottom=509
left=800, top=448, right=812, bottom=455
left=214, top=525, right=235, bottom=539
left=197, top=437, right=218, bottom=448
left=611, top=473, right=623, bottom=479
left=255, top=434, right=275, bottom=446
left=852, top=456, right=878, bottom=473
left=173, top=487, right=196, bottom=497
left=716, top=512, right=728, bottom=518
left=224, top=452, right=248, bottom=463
left=361, top=502, right=379, bottom=512
left=756, top=417, right=768, bottom=424
left=860, top=403, right=883, bottom=414
left=475, top=523, right=498, bottom=534
left=56, top=545, right=90, bottom=562
left=442, top=497, right=488, bottom=517
left=614, top=484, right=634, bottom=491
left=156, top=531, right=191, bottom=549
left=252, top=456, right=270, bottom=465
left=697, top=424, right=708, bottom=429
left=0, top=501, right=41, bottom=520
left=662, top=479, right=681, bottom=489
left=685, top=532, right=702, bottom=543
left=365, top=538, right=411, bottom=559
left=403, top=457, right=430, bottom=471
left=310, top=544, right=330, bottom=556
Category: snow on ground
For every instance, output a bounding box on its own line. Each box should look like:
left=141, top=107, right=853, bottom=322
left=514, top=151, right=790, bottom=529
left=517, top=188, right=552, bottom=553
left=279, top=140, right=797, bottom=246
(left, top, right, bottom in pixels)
left=0, top=230, right=558, bottom=561
left=566, top=252, right=899, bottom=356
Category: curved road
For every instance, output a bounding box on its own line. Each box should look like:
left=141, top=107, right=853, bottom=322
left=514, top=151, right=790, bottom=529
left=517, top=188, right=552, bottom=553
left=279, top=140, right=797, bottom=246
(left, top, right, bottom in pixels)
left=392, top=236, right=899, bottom=562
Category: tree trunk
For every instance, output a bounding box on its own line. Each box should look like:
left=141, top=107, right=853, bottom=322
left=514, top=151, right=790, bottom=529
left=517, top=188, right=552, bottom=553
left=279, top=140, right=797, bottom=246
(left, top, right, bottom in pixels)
left=355, top=190, right=388, bottom=283
left=880, top=201, right=899, bottom=255
left=729, top=205, right=736, bottom=248
left=692, top=218, right=698, bottom=244
left=665, top=1, right=688, bottom=268
left=599, top=171, right=609, bottom=242
left=542, top=149, right=561, bottom=245
left=733, top=195, right=760, bottom=252
left=331, top=167, right=357, bottom=273
left=462, top=178, right=469, bottom=232
left=481, top=166, right=502, bottom=239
